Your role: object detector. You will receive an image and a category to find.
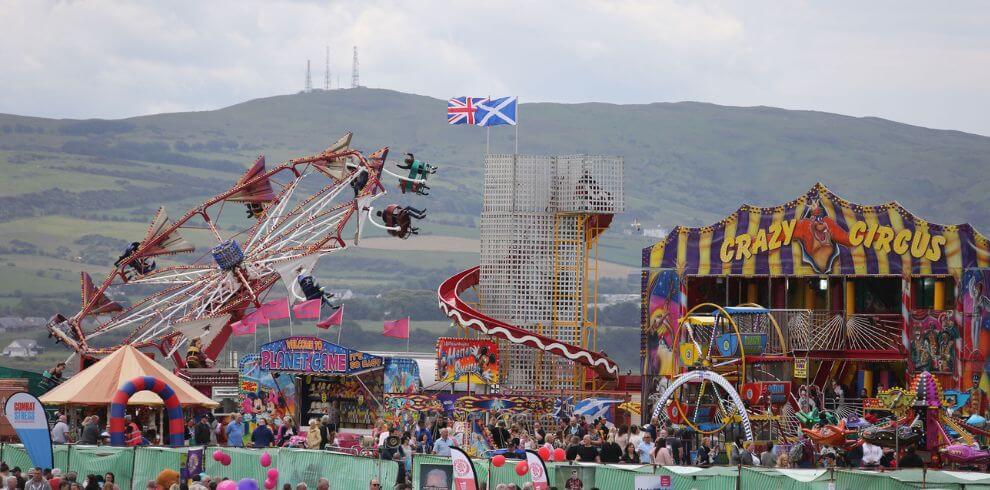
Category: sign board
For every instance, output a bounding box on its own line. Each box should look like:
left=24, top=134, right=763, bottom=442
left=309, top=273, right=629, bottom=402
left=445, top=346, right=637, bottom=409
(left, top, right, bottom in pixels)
left=634, top=475, right=671, bottom=490
left=259, top=336, right=383, bottom=375
left=3, top=392, right=52, bottom=470
left=794, top=358, right=808, bottom=378
left=437, top=338, right=499, bottom=384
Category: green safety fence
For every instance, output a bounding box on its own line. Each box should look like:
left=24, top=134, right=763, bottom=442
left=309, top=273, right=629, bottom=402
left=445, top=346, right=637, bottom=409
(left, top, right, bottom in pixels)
left=0, top=445, right=396, bottom=490
left=655, top=465, right=739, bottom=490
left=741, top=467, right=835, bottom=490
left=413, top=454, right=655, bottom=489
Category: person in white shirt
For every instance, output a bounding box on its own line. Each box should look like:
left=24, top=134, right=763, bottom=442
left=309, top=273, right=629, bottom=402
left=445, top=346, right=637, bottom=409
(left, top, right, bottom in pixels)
left=636, top=434, right=655, bottom=464
left=51, top=415, right=70, bottom=444
left=861, top=442, right=883, bottom=467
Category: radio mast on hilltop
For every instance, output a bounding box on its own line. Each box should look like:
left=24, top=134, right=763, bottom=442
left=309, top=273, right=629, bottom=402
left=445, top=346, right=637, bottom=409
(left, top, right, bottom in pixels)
left=351, top=46, right=360, bottom=88
left=324, top=46, right=331, bottom=90
left=305, top=59, right=312, bottom=93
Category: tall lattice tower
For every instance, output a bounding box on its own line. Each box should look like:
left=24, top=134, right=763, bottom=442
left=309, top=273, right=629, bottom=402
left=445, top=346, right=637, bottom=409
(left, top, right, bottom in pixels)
left=324, top=46, right=331, bottom=90
left=351, top=46, right=360, bottom=88
left=305, top=59, right=312, bottom=93
left=479, top=155, right=623, bottom=393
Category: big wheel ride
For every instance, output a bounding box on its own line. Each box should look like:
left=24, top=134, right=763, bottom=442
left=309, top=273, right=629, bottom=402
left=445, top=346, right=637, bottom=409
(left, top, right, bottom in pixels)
left=660, top=303, right=788, bottom=437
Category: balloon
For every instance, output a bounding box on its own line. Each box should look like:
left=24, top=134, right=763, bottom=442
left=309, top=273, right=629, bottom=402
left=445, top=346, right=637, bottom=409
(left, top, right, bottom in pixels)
left=491, top=455, right=506, bottom=467
left=553, top=448, right=566, bottom=462
left=220, top=453, right=232, bottom=466
left=266, top=469, right=278, bottom=480
left=514, top=461, right=528, bottom=476
left=538, top=446, right=551, bottom=461
left=236, top=478, right=259, bottom=490
left=260, top=452, right=272, bottom=468
left=263, top=480, right=276, bottom=490
left=217, top=481, right=237, bottom=490
left=212, top=450, right=225, bottom=462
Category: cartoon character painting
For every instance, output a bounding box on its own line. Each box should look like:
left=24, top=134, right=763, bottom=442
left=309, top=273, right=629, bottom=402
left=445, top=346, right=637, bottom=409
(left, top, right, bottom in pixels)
left=909, top=311, right=959, bottom=374
left=791, top=199, right=852, bottom=274
left=645, top=270, right=680, bottom=379
left=963, top=269, right=990, bottom=355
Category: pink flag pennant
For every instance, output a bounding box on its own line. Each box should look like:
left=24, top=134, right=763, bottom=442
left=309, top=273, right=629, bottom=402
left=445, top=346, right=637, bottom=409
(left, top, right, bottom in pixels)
left=230, top=320, right=255, bottom=336
left=243, top=309, right=268, bottom=327
left=382, top=317, right=410, bottom=339
left=260, top=297, right=290, bottom=320
left=316, top=306, right=343, bottom=329
left=292, top=298, right=322, bottom=319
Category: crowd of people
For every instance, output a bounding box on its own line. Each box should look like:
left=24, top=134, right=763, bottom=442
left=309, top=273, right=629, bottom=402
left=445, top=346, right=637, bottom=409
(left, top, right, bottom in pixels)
left=0, top=464, right=120, bottom=490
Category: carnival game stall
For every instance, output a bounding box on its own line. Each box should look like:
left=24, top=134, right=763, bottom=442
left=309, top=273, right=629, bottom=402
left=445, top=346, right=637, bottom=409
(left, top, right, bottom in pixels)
left=247, top=336, right=385, bottom=431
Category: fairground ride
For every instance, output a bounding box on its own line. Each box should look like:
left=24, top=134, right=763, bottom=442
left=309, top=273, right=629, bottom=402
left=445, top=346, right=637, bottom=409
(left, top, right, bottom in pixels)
left=438, top=154, right=622, bottom=396
left=46, top=133, right=436, bottom=367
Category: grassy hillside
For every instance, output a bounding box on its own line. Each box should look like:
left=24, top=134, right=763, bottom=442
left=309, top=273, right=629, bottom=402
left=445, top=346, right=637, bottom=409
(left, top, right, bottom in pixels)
left=1, top=87, right=988, bottom=374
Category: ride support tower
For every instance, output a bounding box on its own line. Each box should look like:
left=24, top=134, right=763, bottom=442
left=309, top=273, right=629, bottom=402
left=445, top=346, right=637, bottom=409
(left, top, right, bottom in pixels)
left=478, top=154, right=624, bottom=393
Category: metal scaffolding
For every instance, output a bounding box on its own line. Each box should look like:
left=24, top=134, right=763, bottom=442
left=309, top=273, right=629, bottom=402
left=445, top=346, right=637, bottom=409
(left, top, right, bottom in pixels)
left=479, top=154, right=624, bottom=393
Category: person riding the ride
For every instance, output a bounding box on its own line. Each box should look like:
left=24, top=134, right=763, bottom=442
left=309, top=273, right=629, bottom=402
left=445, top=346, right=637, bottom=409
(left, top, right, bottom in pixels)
left=298, top=275, right=340, bottom=309
left=377, top=205, right=426, bottom=239
left=396, top=153, right=437, bottom=195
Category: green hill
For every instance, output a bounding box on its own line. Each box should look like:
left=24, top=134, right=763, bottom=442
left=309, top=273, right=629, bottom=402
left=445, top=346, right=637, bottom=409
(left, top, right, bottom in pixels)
left=1, top=87, right=989, bottom=372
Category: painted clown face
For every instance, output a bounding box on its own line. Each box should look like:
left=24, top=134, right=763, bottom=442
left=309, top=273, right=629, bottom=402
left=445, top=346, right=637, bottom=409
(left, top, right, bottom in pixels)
left=792, top=203, right=852, bottom=274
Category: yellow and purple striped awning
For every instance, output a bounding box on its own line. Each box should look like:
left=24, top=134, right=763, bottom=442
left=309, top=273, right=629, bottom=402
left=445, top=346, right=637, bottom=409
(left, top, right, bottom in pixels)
left=644, top=183, right=990, bottom=276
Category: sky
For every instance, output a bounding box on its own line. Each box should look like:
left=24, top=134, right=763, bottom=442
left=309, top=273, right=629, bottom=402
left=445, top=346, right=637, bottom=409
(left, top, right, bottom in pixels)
left=1, top=0, right=989, bottom=135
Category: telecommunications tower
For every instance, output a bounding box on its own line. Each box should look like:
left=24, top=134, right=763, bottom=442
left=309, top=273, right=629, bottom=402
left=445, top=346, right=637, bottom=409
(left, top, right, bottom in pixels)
left=305, top=59, right=312, bottom=93
left=324, top=46, right=331, bottom=90
left=351, top=46, right=360, bottom=88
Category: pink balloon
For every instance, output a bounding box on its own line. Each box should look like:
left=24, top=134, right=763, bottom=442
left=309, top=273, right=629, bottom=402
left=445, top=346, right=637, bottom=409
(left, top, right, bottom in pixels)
left=220, top=453, right=232, bottom=466
left=266, top=469, right=278, bottom=480
left=260, top=452, right=272, bottom=468
left=263, top=480, right=275, bottom=490
left=212, top=450, right=225, bottom=462
left=217, top=481, right=237, bottom=490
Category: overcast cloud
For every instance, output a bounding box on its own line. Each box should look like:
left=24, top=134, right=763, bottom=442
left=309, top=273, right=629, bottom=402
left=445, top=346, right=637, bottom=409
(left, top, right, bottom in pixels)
left=1, top=0, right=988, bottom=135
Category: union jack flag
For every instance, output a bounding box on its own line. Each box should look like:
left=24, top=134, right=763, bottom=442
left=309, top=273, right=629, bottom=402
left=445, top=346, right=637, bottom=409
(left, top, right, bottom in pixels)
left=447, top=96, right=486, bottom=125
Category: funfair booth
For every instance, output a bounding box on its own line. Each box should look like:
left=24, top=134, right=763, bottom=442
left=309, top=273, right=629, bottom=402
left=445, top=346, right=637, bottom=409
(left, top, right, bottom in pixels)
left=641, top=184, right=990, bottom=429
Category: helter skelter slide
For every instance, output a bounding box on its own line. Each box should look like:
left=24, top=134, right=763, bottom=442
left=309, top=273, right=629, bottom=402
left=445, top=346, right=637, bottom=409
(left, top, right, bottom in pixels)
left=438, top=154, right=624, bottom=391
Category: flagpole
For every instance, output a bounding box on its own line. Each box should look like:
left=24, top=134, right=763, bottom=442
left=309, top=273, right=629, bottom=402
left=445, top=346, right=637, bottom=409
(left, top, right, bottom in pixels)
left=514, top=97, right=519, bottom=155
left=486, top=93, right=491, bottom=156
left=406, top=317, right=410, bottom=353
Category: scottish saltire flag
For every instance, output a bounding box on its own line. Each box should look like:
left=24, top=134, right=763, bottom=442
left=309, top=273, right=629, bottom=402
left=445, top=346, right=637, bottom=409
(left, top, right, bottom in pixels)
left=447, top=96, right=486, bottom=125
left=476, top=96, right=518, bottom=126
left=573, top=397, right=621, bottom=422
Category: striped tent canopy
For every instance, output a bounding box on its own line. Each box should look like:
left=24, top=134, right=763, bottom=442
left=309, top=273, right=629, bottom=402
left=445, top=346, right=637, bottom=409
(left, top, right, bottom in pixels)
left=40, top=345, right=217, bottom=407
left=644, top=183, right=990, bottom=276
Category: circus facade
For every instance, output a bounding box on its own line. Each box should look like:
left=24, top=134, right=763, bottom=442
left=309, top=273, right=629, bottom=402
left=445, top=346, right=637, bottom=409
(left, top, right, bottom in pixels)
left=641, top=183, right=990, bottom=416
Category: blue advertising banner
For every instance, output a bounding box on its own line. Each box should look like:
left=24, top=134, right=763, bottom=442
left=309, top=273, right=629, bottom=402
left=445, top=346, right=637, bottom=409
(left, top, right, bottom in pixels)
left=259, top=337, right=383, bottom=375
left=4, top=392, right=53, bottom=470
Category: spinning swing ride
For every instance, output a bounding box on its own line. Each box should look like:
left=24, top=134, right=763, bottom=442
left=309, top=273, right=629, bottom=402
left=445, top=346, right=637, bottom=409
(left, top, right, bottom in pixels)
left=46, top=133, right=438, bottom=366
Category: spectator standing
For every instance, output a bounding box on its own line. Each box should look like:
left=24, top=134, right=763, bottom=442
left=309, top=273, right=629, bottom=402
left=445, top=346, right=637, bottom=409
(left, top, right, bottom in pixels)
left=600, top=434, right=622, bottom=463
left=696, top=438, right=712, bottom=466
left=760, top=442, right=775, bottom=467
left=306, top=419, right=322, bottom=449
left=51, top=416, right=70, bottom=444
left=251, top=418, right=275, bottom=448
left=575, top=435, right=600, bottom=463
left=652, top=438, right=674, bottom=466
left=628, top=426, right=643, bottom=447
left=24, top=469, right=49, bottom=490
left=225, top=414, right=244, bottom=447
left=79, top=417, right=100, bottom=445
left=194, top=416, right=212, bottom=446
left=636, top=434, right=655, bottom=464
left=319, top=416, right=334, bottom=450
left=620, top=443, right=638, bottom=463
left=432, top=428, right=454, bottom=457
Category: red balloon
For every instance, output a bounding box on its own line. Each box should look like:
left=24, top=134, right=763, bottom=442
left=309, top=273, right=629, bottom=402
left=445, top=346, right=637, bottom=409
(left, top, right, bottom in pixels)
left=538, top=446, right=551, bottom=461
left=553, top=448, right=566, bottom=462
left=514, top=461, right=528, bottom=476
left=491, top=454, right=506, bottom=467
left=263, top=480, right=275, bottom=490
